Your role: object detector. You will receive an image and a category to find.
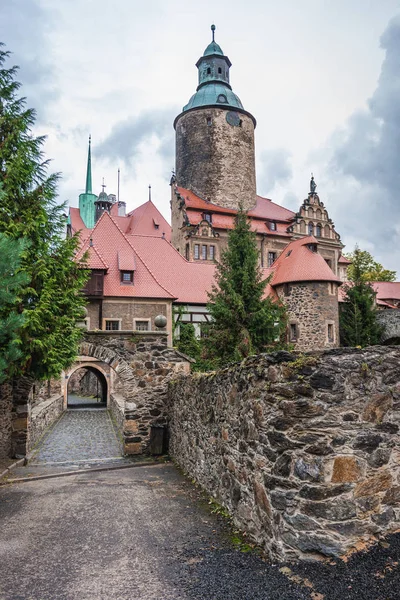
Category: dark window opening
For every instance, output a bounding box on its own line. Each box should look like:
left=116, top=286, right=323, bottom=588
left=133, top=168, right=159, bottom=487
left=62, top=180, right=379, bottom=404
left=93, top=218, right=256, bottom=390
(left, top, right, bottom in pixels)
left=105, top=320, right=120, bottom=331
left=209, top=245, right=215, bottom=260
left=289, top=323, right=297, bottom=342
left=185, top=243, right=190, bottom=260
left=283, top=283, right=290, bottom=296
left=308, top=244, right=317, bottom=253
left=136, top=321, right=149, bottom=331
left=308, top=222, right=314, bottom=236
left=218, top=67, right=222, bottom=74
left=121, top=271, right=134, bottom=284
left=194, top=244, right=200, bottom=260
left=268, top=251, right=277, bottom=267
left=325, top=259, right=332, bottom=268
left=316, top=224, right=322, bottom=237
left=201, top=244, right=207, bottom=260
left=83, top=270, right=104, bottom=296
left=269, top=221, right=277, bottom=231
left=207, top=117, right=212, bottom=126
left=207, top=67, right=211, bottom=75
left=203, top=213, right=212, bottom=223
left=328, top=323, right=334, bottom=342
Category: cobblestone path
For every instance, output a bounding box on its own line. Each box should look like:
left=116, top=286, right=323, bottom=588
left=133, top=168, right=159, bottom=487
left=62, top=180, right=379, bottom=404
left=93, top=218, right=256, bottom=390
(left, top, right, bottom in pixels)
left=31, top=409, right=123, bottom=466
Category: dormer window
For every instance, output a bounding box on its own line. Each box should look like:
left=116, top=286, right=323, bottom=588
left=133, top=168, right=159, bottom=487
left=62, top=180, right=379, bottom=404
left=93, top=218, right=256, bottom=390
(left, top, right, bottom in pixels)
left=121, top=271, right=134, bottom=284
left=307, top=244, right=317, bottom=253
left=203, top=213, right=212, bottom=223
left=217, top=94, right=227, bottom=103
left=269, top=221, right=277, bottom=231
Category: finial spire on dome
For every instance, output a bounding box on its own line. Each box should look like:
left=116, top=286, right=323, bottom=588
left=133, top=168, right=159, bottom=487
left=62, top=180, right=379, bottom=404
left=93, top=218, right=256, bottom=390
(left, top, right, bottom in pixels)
left=85, top=134, right=92, bottom=194
left=211, top=24, right=216, bottom=42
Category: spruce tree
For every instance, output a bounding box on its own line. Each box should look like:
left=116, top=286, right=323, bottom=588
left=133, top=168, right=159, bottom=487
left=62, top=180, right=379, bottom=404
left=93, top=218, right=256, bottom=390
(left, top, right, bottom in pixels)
left=0, top=46, right=88, bottom=380
left=340, top=247, right=383, bottom=347
left=204, top=206, right=286, bottom=366
left=0, top=233, right=28, bottom=382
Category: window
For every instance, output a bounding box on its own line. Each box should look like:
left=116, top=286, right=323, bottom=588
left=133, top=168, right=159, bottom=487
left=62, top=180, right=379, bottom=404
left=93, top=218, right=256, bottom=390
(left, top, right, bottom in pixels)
left=283, top=283, right=290, bottom=296
left=325, top=259, right=332, bottom=269
left=218, top=67, right=222, bottom=74
left=269, top=221, right=277, bottom=231
left=268, top=251, right=277, bottom=267
left=201, top=244, right=207, bottom=260
left=209, top=245, right=215, bottom=260
left=217, top=94, right=227, bottom=103
left=194, top=244, right=200, bottom=260
left=308, top=244, right=317, bottom=253
left=105, top=320, right=120, bottom=331
left=203, top=213, right=212, bottom=223
left=328, top=282, right=335, bottom=295
left=207, top=117, right=212, bottom=126
left=207, top=67, right=211, bottom=75
left=316, top=224, right=322, bottom=237
left=185, top=243, right=190, bottom=260
left=328, top=323, right=334, bottom=342
left=289, top=323, right=297, bottom=342
left=308, top=222, right=314, bottom=236
left=121, top=271, right=133, bottom=283
left=135, top=320, right=149, bottom=331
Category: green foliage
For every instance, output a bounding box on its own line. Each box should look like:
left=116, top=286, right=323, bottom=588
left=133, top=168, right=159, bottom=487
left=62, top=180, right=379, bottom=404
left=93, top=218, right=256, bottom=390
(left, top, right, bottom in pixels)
left=176, top=322, right=201, bottom=359
left=0, top=233, right=28, bottom=382
left=0, top=46, right=88, bottom=380
left=340, top=248, right=384, bottom=347
left=345, top=247, right=396, bottom=282
left=203, top=205, right=287, bottom=366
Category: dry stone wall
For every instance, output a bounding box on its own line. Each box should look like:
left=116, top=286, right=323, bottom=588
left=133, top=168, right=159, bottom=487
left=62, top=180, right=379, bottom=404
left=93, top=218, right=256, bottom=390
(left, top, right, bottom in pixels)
left=168, top=346, right=400, bottom=560
left=0, top=383, right=13, bottom=458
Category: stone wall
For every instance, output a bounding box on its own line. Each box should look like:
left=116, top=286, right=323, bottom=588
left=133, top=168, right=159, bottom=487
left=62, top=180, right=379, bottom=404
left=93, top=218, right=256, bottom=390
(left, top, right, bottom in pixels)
left=378, top=309, right=400, bottom=344
left=169, top=346, right=400, bottom=560
left=29, top=394, right=64, bottom=452
left=276, top=281, right=339, bottom=351
left=81, top=332, right=191, bottom=454
left=0, top=383, right=13, bottom=459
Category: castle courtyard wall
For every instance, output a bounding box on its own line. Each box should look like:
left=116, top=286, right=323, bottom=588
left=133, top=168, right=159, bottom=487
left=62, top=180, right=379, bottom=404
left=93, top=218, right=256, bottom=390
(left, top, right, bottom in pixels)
left=168, top=346, right=400, bottom=560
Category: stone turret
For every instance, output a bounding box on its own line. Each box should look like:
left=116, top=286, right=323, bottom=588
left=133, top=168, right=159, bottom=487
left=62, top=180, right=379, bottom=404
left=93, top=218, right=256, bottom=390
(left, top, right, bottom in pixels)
left=174, top=25, right=257, bottom=211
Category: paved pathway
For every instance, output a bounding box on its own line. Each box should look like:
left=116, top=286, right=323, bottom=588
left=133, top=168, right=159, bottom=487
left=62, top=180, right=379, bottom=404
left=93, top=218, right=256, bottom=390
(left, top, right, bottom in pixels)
left=1, top=463, right=399, bottom=600
left=30, top=409, right=123, bottom=467
left=68, top=393, right=105, bottom=407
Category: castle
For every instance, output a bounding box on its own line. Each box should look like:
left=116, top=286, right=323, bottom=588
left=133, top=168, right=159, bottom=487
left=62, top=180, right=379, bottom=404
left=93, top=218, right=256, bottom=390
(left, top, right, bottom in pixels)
left=68, top=26, right=395, bottom=351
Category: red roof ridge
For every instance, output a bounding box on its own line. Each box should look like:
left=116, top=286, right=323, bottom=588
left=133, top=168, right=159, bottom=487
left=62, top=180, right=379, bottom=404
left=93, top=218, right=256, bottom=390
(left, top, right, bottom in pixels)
left=76, top=237, right=109, bottom=269
left=106, top=212, right=176, bottom=299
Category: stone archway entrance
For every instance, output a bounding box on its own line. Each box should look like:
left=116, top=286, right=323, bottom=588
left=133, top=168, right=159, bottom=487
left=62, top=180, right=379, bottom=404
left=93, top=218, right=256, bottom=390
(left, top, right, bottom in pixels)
left=67, top=365, right=108, bottom=408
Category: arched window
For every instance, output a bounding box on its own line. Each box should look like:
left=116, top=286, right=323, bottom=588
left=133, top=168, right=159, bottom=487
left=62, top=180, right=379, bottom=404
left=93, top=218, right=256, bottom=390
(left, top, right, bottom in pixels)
left=316, top=224, right=322, bottom=237
left=316, top=208, right=322, bottom=220
left=308, top=222, right=314, bottom=236
left=217, top=94, right=227, bottom=103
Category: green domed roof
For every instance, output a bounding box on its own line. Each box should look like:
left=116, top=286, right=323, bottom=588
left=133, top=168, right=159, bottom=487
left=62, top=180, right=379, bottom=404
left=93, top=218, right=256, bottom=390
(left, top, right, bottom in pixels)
left=203, top=41, right=224, bottom=56
left=183, top=83, right=243, bottom=111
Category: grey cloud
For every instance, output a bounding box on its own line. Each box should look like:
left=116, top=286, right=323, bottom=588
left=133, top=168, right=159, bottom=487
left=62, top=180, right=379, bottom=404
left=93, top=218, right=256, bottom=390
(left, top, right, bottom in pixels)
left=257, top=148, right=292, bottom=196
left=0, top=0, right=58, bottom=120
left=95, top=107, right=178, bottom=175
left=328, top=15, right=400, bottom=269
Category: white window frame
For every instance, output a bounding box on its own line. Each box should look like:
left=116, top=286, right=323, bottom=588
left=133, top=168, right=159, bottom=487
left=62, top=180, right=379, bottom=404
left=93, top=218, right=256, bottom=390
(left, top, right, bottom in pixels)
left=103, top=318, right=122, bottom=331
left=133, top=318, right=151, bottom=332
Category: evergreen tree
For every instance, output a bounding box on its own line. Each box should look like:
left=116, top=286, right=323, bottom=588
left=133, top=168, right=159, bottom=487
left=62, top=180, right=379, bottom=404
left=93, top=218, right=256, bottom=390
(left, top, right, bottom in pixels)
left=0, top=233, right=28, bottom=382
left=340, top=247, right=383, bottom=347
left=0, top=46, right=88, bottom=380
left=204, top=206, right=286, bottom=366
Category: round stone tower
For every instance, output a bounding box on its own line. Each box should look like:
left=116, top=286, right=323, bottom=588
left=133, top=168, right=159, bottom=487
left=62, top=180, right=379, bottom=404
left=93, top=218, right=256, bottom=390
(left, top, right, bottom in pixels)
left=174, top=26, right=257, bottom=211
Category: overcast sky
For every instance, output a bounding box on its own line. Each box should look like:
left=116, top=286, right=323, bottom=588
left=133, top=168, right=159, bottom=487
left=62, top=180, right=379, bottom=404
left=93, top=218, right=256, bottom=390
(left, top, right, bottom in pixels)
left=1, top=0, right=399, bottom=271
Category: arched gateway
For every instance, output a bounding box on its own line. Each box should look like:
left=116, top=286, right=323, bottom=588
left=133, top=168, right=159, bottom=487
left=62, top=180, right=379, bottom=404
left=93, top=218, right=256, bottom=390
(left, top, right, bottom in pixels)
left=62, top=331, right=191, bottom=455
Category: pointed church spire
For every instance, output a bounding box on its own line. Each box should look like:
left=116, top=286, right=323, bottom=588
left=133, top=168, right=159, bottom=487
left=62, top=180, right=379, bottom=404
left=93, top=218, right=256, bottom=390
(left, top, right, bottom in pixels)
left=85, top=135, right=92, bottom=194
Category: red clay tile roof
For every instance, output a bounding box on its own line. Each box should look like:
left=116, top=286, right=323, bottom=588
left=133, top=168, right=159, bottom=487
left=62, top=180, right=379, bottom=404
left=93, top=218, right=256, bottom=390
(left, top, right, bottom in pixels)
left=338, top=255, right=352, bottom=264
left=188, top=210, right=292, bottom=236
left=76, top=243, right=108, bottom=270
left=80, top=212, right=175, bottom=299
left=270, top=236, right=341, bottom=286
left=176, top=186, right=295, bottom=222
left=69, top=207, right=91, bottom=239
left=373, top=282, right=400, bottom=302
left=126, top=200, right=171, bottom=241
